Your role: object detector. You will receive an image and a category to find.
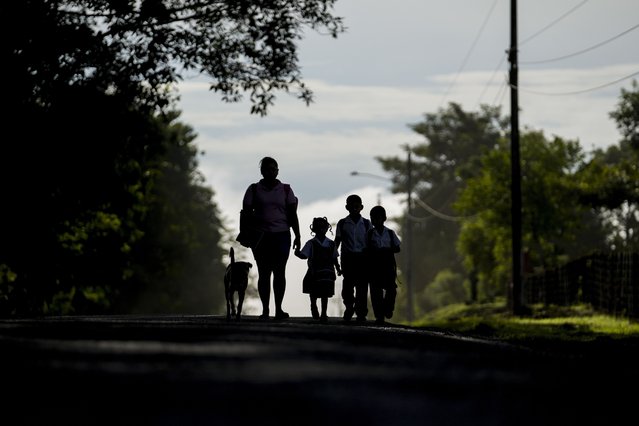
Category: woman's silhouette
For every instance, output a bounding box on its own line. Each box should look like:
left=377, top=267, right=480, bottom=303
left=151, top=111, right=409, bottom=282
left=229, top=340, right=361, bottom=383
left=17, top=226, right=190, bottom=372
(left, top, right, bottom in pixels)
left=241, top=157, right=301, bottom=319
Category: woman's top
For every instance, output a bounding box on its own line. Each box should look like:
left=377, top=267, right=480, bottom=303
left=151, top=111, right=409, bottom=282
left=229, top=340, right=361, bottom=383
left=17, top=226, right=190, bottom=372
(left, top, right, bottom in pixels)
left=242, top=179, right=297, bottom=233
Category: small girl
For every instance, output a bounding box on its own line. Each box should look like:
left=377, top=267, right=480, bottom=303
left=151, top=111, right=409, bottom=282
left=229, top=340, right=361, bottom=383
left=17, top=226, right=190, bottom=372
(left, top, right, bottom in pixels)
left=295, top=217, right=341, bottom=322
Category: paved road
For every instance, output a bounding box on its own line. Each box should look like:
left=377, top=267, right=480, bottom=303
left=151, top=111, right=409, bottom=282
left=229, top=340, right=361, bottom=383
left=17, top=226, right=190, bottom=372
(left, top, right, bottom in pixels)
left=1, top=315, right=636, bottom=425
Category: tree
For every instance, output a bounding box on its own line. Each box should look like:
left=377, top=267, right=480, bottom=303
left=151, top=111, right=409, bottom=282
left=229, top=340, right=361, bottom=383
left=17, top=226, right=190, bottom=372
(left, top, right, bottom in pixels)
left=376, top=103, right=507, bottom=314
left=455, top=131, right=607, bottom=300
left=578, top=80, right=639, bottom=251
left=1, top=87, right=163, bottom=315
left=1, top=0, right=343, bottom=314
left=0, top=89, right=226, bottom=314
left=417, top=269, right=467, bottom=313
left=610, top=80, right=639, bottom=151
left=123, top=113, right=226, bottom=314
left=1, top=0, right=345, bottom=116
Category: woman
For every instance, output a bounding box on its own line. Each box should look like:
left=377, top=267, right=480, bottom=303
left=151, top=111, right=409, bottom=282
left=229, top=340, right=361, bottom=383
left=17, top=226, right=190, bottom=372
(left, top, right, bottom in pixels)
left=241, top=157, right=301, bottom=319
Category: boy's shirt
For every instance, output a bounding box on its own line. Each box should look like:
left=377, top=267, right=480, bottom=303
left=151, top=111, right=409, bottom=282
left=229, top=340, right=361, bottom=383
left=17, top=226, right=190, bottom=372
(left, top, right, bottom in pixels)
left=367, top=226, right=401, bottom=283
left=368, top=226, right=401, bottom=251
left=336, top=216, right=371, bottom=254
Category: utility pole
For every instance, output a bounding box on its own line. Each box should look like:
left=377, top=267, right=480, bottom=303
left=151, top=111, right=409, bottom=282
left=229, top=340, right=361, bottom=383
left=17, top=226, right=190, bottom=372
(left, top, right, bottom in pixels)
left=404, top=145, right=414, bottom=323
left=509, top=0, right=523, bottom=314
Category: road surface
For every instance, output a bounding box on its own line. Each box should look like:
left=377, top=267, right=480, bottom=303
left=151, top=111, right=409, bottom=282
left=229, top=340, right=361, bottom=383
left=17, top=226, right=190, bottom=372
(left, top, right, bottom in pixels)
left=1, top=315, right=636, bottom=425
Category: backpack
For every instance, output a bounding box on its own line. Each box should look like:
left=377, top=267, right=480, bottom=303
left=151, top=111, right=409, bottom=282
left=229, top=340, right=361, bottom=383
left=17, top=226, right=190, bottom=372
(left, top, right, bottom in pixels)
left=302, top=239, right=337, bottom=294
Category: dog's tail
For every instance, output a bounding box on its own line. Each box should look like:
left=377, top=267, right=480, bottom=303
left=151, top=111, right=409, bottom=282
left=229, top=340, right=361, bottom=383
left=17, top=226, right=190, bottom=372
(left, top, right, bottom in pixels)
left=229, top=247, right=235, bottom=265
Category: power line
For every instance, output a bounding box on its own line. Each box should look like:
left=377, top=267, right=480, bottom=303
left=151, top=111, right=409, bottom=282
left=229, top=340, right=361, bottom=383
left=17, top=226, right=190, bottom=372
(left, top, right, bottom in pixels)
left=492, top=75, right=508, bottom=105
left=512, top=69, right=639, bottom=96
left=477, top=51, right=508, bottom=106
left=519, top=0, right=590, bottom=47
left=405, top=212, right=434, bottom=223
left=521, top=22, right=639, bottom=64
left=439, top=0, right=500, bottom=108
left=412, top=196, right=478, bottom=222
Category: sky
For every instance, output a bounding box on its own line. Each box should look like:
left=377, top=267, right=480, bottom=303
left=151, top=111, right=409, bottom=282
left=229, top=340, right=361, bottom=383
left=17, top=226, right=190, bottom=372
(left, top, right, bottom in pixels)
left=176, top=0, right=639, bottom=317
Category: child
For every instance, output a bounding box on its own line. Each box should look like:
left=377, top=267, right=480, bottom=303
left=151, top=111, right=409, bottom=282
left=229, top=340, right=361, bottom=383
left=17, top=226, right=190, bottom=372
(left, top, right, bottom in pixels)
left=295, top=217, right=341, bottom=322
left=335, top=195, right=371, bottom=322
left=366, top=205, right=401, bottom=325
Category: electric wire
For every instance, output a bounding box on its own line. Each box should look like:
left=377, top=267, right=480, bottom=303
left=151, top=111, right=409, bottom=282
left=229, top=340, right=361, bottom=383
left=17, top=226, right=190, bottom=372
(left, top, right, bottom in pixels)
left=511, top=69, right=639, bottom=96
left=412, top=196, right=479, bottom=222
left=519, top=0, right=590, bottom=47
left=480, top=1, right=599, bottom=107
left=492, top=74, right=509, bottom=107
left=439, top=0, right=499, bottom=108
left=477, top=51, right=508, bottom=106
left=409, top=1, right=632, bottom=221
left=521, top=22, right=639, bottom=64
left=497, top=76, right=509, bottom=106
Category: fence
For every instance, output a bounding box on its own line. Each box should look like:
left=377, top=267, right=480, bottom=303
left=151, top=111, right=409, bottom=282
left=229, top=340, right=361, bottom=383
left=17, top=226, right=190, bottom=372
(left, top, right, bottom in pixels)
left=524, top=252, right=639, bottom=318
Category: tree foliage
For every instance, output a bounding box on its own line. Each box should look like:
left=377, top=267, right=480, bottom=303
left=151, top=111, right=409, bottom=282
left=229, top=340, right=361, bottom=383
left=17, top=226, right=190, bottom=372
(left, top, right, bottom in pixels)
left=377, top=84, right=639, bottom=311
left=123, top=113, right=226, bottom=314
left=577, top=80, right=639, bottom=251
left=1, top=0, right=343, bottom=315
left=417, top=269, right=467, bottom=313
left=455, top=132, right=607, bottom=300
left=610, top=80, right=639, bottom=151
left=2, top=0, right=345, bottom=116
left=376, top=103, right=507, bottom=315
left=0, top=88, right=226, bottom=314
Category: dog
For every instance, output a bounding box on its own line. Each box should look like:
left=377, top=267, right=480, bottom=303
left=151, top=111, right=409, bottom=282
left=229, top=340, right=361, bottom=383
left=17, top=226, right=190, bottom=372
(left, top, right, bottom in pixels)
left=224, top=247, right=252, bottom=320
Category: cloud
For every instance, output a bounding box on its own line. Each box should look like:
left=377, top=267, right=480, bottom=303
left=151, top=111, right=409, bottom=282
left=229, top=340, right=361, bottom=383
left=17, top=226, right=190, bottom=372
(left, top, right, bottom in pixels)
left=179, top=79, right=436, bottom=128
left=181, top=63, right=637, bottom=152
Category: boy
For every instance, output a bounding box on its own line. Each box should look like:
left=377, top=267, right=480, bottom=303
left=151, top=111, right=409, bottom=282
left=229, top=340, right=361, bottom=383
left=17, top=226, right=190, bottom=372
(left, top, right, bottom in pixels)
left=367, top=205, right=401, bottom=325
left=335, top=194, right=371, bottom=322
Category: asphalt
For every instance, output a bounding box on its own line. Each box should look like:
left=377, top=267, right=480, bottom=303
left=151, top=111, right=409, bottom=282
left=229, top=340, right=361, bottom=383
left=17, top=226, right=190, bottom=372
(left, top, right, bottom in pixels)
left=1, top=315, right=636, bottom=425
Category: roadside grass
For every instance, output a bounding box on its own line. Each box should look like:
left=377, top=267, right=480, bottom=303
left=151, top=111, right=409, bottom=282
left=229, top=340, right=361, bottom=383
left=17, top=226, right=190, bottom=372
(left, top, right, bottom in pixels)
left=411, top=298, right=639, bottom=345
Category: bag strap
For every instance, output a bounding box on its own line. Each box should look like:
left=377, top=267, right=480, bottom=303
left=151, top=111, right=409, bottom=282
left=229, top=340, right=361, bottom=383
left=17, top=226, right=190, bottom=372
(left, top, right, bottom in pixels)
left=245, top=183, right=258, bottom=211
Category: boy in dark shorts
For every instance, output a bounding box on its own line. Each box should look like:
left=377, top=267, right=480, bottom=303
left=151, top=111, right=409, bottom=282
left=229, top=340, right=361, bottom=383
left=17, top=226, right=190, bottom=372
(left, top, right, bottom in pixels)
left=335, top=194, right=371, bottom=322
left=367, top=205, right=401, bottom=325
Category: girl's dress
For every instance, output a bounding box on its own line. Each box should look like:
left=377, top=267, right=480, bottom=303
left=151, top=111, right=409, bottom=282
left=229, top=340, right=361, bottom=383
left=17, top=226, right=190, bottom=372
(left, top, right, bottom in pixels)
left=300, top=236, right=338, bottom=298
